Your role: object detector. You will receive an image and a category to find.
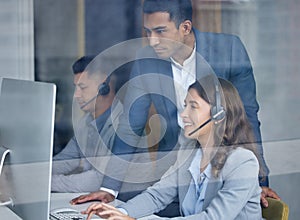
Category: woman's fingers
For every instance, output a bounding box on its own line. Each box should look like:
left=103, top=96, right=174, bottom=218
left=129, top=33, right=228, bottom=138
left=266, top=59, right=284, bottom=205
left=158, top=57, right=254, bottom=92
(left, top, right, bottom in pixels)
left=83, top=202, right=127, bottom=220
left=82, top=202, right=102, bottom=214
left=99, top=209, right=134, bottom=220
left=86, top=210, right=97, bottom=220
left=99, top=202, right=119, bottom=211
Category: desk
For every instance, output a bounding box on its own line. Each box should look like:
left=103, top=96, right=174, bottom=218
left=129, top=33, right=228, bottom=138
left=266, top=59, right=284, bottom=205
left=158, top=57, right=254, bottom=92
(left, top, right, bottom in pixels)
left=0, top=193, right=159, bottom=220
left=0, top=206, right=22, bottom=220
left=0, top=193, right=108, bottom=220
left=51, top=193, right=160, bottom=220
left=50, top=192, right=121, bottom=213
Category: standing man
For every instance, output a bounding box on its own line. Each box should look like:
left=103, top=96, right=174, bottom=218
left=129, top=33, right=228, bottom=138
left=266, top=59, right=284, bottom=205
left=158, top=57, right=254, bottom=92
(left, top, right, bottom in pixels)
left=71, top=0, right=279, bottom=212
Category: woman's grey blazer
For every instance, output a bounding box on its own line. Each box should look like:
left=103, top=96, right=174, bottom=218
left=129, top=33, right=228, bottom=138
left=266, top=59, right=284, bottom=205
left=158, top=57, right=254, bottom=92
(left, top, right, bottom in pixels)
left=119, top=145, right=262, bottom=220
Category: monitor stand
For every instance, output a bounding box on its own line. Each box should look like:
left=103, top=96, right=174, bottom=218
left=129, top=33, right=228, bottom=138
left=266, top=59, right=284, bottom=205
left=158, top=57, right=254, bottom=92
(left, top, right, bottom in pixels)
left=0, top=145, right=10, bottom=176
left=0, top=145, right=13, bottom=207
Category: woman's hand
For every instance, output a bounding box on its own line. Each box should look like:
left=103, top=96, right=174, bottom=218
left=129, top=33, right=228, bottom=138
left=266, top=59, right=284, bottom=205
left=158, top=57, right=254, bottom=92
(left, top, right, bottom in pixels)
left=83, top=202, right=135, bottom=220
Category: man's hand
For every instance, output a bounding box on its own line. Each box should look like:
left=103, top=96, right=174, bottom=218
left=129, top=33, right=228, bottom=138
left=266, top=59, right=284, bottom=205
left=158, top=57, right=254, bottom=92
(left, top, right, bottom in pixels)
left=260, top=186, right=281, bottom=207
left=70, top=190, right=115, bottom=205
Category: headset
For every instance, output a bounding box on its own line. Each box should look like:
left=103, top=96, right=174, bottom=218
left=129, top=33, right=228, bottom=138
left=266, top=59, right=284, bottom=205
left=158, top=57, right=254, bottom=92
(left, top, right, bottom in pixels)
left=188, top=77, right=226, bottom=136
left=98, top=75, right=111, bottom=96
left=210, top=77, right=226, bottom=121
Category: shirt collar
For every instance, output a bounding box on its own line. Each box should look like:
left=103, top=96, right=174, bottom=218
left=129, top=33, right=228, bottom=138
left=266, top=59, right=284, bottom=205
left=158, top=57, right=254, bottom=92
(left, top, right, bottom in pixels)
left=87, top=107, right=111, bottom=132
left=188, top=148, right=212, bottom=184
left=170, top=44, right=196, bottom=69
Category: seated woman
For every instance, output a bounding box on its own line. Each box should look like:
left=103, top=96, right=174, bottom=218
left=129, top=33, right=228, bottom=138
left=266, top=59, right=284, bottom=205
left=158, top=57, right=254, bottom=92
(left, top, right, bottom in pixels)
left=83, top=76, right=264, bottom=220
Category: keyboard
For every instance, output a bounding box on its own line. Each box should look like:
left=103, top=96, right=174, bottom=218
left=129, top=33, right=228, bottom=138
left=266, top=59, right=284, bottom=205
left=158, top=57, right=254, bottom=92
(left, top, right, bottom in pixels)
left=49, top=208, right=87, bottom=220
left=50, top=212, right=86, bottom=220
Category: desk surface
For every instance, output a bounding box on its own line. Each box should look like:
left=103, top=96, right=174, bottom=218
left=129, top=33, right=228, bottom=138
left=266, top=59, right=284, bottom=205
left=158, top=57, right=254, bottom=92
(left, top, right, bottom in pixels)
left=0, top=193, right=109, bottom=220
left=1, top=193, right=158, bottom=220
left=0, top=206, right=22, bottom=220
left=51, top=192, right=100, bottom=212
left=50, top=193, right=159, bottom=220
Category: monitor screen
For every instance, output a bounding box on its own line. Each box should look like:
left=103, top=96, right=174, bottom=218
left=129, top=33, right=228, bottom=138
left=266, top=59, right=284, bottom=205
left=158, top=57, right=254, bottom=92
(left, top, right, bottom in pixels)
left=0, top=78, right=56, bottom=220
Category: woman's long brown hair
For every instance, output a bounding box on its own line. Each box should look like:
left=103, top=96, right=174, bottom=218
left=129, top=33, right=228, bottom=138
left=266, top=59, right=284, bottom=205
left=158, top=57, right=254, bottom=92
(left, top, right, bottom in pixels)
left=189, top=76, right=265, bottom=179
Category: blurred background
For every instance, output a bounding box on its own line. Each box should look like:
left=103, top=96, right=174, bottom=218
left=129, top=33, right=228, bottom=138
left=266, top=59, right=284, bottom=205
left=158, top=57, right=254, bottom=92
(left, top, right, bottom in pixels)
left=0, top=0, right=299, bottom=218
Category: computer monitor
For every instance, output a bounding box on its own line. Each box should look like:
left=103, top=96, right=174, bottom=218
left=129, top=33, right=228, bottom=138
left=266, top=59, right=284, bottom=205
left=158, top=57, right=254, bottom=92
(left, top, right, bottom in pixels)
left=0, top=78, right=56, bottom=220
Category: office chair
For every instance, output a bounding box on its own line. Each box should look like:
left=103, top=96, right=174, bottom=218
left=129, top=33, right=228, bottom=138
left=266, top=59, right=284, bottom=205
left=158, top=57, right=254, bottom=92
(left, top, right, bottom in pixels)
left=262, top=197, right=289, bottom=220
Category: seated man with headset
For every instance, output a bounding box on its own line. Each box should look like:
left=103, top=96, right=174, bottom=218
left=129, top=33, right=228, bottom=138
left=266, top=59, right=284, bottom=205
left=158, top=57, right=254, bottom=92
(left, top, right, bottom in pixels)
left=51, top=56, right=132, bottom=193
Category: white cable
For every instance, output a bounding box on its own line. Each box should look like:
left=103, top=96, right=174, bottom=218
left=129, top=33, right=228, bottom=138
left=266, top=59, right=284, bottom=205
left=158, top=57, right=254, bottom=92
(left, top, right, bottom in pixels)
left=0, top=197, right=14, bottom=207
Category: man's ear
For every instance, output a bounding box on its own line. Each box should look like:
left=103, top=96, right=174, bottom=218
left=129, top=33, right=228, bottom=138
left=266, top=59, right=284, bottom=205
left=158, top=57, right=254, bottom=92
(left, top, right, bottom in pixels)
left=181, top=20, right=193, bottom=34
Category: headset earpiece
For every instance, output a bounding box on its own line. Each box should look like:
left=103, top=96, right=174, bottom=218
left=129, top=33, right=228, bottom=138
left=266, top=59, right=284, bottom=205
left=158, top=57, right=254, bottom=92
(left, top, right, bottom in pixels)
left=211, top=78, right=226, bottom=121
left=211, top=105, right=225, bottom=121
left=98, top=81, right=110, bottom=96
left=98, top=76, right=111, bottom=96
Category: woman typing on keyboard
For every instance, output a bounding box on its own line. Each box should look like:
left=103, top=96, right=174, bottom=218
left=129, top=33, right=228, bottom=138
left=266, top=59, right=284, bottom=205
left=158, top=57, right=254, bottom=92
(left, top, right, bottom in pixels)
left=83, top=76, right=264, bottom=220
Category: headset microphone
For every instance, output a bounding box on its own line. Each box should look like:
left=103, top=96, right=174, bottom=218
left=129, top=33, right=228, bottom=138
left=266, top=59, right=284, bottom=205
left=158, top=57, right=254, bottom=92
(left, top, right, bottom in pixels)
left=79, top=94, right=98, bottom=109
left=188, top=117, right=212, bottom=136
left=188, top=109, right=225, bottom=136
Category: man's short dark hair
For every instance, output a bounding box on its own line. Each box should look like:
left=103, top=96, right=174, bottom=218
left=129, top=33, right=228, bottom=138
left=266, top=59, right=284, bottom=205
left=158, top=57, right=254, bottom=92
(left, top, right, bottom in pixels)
left=143, top=0, right=192, bottom=28
left=72, top=56, right=132, bottom=95
left=72, top=56, right=95, bottom=74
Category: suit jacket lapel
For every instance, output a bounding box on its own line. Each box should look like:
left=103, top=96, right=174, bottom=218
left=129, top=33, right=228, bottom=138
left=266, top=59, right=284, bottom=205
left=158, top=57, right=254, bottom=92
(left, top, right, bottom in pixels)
left=178, top=168, right=192, bottom=215
left=202, top=175, right=223, bottom=210
left=157, top=59, right=176, bottom=108
left=177, top=145, right=198, bottom=215
left=155, top=60, right=179, bottom=136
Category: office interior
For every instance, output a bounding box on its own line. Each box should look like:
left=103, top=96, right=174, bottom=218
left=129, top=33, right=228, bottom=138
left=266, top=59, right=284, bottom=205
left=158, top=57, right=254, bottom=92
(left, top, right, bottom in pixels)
left=0, top=0, right=299, bottom=219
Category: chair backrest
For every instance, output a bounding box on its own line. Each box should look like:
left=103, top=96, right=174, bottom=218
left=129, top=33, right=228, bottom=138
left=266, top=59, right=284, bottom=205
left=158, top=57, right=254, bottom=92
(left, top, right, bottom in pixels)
left=262, top=197, right=289, bottom=220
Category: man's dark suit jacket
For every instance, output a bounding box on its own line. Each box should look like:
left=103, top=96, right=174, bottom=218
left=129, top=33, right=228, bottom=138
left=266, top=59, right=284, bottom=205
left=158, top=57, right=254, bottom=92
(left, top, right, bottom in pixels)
left=102, top=28, right=269, bottom=200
